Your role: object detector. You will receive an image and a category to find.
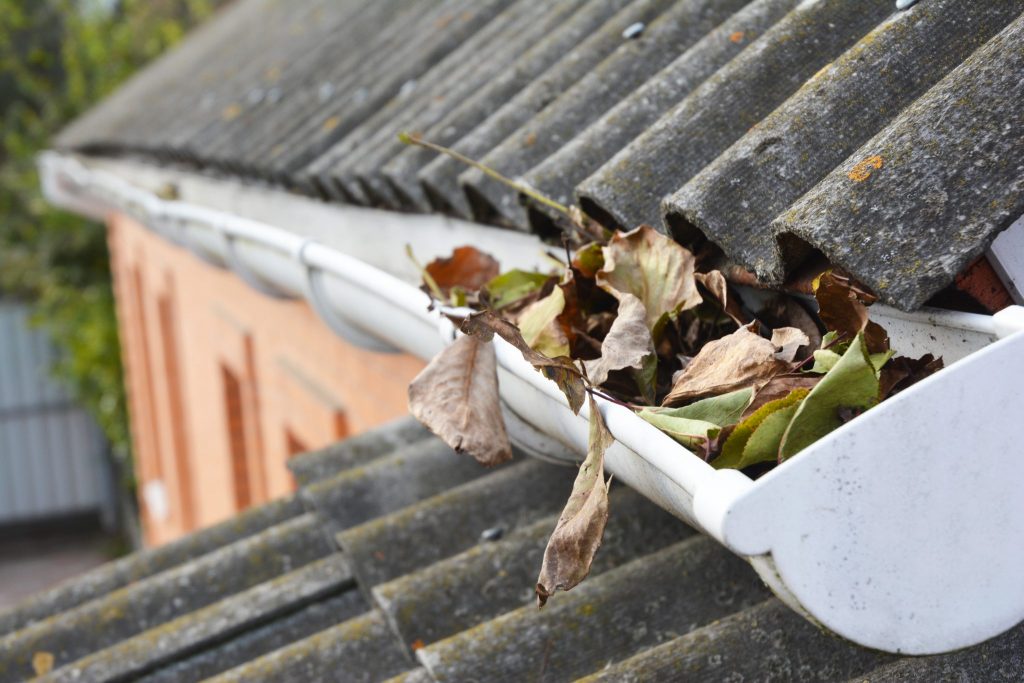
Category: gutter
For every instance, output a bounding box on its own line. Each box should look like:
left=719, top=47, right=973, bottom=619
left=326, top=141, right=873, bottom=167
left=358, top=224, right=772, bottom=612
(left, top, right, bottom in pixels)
left=40, top=151, right=1024, bottom=655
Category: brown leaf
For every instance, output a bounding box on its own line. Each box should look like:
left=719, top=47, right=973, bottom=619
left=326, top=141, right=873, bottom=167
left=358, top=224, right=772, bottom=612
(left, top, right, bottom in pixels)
left=425, top=246, right=500, bottom=296
left=583, top=294, right=655, bottom=387
left=814, top=271, right=888, bottom=353
left=879, top=354, right=944, bottom=398
left=744, top=374, right=822, bottom=417
left=695, top=270, right=749, bottom=325
left=462, top=310, right=586, bottom=414
left=662, top=324, right=789, bottom=406
left=770, top=327, right=811, bottom=363
left=537, top=395, right=614, bottom=607
left=408, top=335, right=512, bottom=466
left=597, top=225, right=702, bottom=338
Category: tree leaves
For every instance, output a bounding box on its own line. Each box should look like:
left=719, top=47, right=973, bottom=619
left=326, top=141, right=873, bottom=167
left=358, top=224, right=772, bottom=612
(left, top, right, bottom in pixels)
left=408, top=334, right=512, bottom=466
left=662, top=324, right=789, bottom=406
left=596, top=225, right=702, bottom=338
left=778, top=332, right=880, bottom=461
left=461, top=310, right=586, bottom=414
left=713, top=389, right=810, bottom=470
left=517, top=286, right=570, bottom=358
left=536, top=395, right=613, bottom=607
left=814, top=270, right=889, bottom=354
left=485, top=269, right=550, bottom=310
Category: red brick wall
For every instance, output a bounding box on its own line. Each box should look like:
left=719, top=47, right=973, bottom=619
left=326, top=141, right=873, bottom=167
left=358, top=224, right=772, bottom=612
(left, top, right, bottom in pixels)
left=108, top=213, right=424, bottom=546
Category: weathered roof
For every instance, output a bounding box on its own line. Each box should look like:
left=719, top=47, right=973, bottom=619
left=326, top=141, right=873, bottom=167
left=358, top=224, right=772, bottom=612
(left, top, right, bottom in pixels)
left=2, top=416, right=1023, bottom=681
left=55, top=0, right=1024, bottom=310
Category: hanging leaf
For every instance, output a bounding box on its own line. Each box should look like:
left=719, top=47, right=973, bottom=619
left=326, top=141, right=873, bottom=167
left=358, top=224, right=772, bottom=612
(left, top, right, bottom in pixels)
left=596, top=225, right=702, bottom=338
left=662, top=324, right=789, bottom=406
left=408, top=335, right=512, bottom=466
left=461, top=310, right=585, bottom=414
left=537, top=395, right=614, bottom=607
left=517, top=287, right=570, bottom=358
left=779, top=333, right=880, bottom=461
left=713, top=389, right=810, bottom=470
left=583, top=293, right=655, bottom=389
left=485, top=270, right=551, bottom=310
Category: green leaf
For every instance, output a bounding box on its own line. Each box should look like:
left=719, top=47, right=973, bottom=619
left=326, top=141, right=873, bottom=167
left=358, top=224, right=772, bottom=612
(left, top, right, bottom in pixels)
left=810, top=349, right=841, bottom=373
left=641, top=388, right=752, bottom=427
left=713, top=389, right=810, bottom=470
left=638, top=410, right=721, bottom=451
left=869, top=350, right=894, bottom=374
left=741, top=404, right=799, bottom=465
left=779, top=333, right=880, bottom=461
left=485, top=269, right=550, bottom=309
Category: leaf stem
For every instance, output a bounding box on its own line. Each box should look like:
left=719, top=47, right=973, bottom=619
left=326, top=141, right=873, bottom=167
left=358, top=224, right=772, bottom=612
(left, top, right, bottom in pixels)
left=405, top=243, right=446, bottom=303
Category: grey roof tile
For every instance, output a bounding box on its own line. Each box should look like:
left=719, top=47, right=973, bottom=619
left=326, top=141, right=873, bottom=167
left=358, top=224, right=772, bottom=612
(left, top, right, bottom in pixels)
left=574, top=0, right=895, bottom=232
left=773, top=11, right=1024, bottom=309
left=662, top=0, right=1024, bottom=288
left=457, top=0, right=753, bottom=230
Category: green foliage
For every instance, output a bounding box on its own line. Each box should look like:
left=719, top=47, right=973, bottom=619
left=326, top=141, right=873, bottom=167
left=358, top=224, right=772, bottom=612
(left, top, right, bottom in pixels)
left=0, top=0, right=221, bottom=472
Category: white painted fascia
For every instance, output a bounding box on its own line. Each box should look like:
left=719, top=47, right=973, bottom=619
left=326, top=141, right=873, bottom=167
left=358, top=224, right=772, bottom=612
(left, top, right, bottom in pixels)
left=39, top=151, right=1024, bottom=655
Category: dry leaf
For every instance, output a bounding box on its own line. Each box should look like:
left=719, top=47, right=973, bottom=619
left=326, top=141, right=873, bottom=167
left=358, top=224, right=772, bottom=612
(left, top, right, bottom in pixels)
left=770, top=327, right=811, bottom=363
left=537, top=395, right=614, bottom=607
left=425, top=246, right=500, bottom=296
left=744, top=374, right=821, bottom=417
left=517, top=287, right=570, bottom=358
left=662, top=324, right=788, bottom=406
left=583, top=294, right=655, bottom=387
left=462, top=310, right=586, bottom=414
left=597, top=225, right=702, bottom=337
left=814, top=271, right=888, bottom=353
left=695, top=270, right=748, bottom=325
left=408, top=335, right=512, bottom=466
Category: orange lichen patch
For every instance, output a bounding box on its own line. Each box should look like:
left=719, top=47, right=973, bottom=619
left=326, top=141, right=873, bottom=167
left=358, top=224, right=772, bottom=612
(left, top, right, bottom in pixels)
left=523, top=131, right=537, bottom=147
left=264, top=65, right=282, bottom=82
left=411, top=639, right=426, bottom=651
left=847, top=155, right=884, bottom=182
left=32, top=652, right=54, bottom=676
left=221, top=103, right=242, bottom=121
left=729, top=30, right=746, bottom=43
left=321, top=116, right=341, bottom=133
left=434, top=13, right=454, bottom=30
left=955, top=255, right=1014, bottom=313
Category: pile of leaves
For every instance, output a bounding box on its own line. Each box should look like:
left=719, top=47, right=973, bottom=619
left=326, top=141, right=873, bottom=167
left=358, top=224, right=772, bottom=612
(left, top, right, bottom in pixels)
left=402, top=140, right=943, bottom=607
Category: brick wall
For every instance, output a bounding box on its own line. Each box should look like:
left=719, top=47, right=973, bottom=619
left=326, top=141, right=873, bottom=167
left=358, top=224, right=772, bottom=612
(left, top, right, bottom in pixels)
left=108, top=213, right=424, bottom=546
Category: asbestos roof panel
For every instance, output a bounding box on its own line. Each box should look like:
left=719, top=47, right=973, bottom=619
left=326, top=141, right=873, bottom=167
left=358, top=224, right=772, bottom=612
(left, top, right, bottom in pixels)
left=2, top=418, right=1023, bottom=680
left=55, top=0, right=1024, bottom=308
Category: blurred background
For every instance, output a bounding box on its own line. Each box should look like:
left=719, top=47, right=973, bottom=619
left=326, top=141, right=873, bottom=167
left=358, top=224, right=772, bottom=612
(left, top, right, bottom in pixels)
left=0, top=0, right=225, bottom=608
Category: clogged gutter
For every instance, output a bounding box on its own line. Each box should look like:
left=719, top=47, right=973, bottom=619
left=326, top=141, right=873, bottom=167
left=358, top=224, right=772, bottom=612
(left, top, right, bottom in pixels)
left=403, top=135, right=944, bottom=607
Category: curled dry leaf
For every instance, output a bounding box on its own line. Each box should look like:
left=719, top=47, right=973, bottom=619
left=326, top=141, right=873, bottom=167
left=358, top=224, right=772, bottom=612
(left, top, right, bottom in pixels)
left=662, top=324, right=789, bottom=406
left=695, top=270, right=749, bottom=325
left=770, top=327, right=811, bottom=363
left=814, top=271, right=889, bottom=354
left=583, top=293, right=655, bottom=388
left=597, top=225, right=702, bottom=338
left=537, top=395, right=614, bottom=607
left=425, top=246, right=500, bottom=296
left=517, top=286, right=570, bottom=358
left=461, top=310, right=586, bottom=414
left=408, top=335, right=512, bottom=466
left=745, top=374, right=821, bottom=417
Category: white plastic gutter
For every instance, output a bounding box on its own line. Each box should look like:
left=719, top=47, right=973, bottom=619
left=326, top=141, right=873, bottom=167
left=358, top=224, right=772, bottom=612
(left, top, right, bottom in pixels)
left=39, top=152, right=1024, bottom=655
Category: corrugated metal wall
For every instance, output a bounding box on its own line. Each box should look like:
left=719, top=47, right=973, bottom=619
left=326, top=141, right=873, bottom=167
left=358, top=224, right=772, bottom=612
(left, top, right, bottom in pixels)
left=0, top=301, right=115, bottom=526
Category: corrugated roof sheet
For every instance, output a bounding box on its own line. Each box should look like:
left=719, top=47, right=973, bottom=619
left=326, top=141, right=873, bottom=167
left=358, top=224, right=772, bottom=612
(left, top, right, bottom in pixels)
left=55, top=0, right=1024, bottom=310
left=2, top=416, right=1022, bottom=681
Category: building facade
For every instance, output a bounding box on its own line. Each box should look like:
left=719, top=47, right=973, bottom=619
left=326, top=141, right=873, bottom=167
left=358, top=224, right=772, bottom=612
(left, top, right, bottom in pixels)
left=109, top=213, right=423, bottom=545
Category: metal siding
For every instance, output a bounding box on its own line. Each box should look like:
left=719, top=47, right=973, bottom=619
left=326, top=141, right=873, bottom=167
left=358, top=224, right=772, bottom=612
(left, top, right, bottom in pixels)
left=0, top=301, right=114, bottom=524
